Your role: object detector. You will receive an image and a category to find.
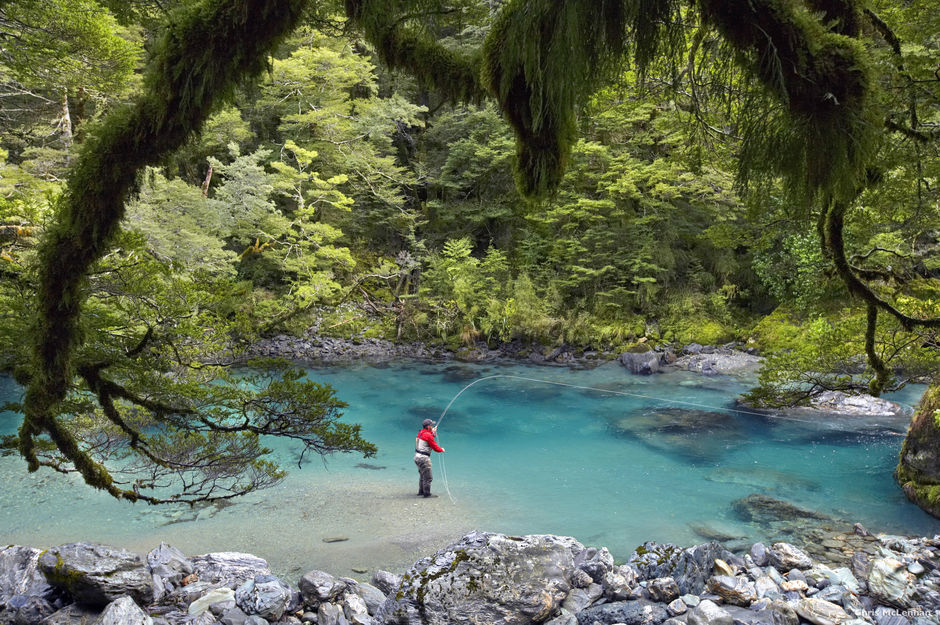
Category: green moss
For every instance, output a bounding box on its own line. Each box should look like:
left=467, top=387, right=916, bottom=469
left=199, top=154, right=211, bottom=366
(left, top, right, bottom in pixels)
left=896, top=384, right=940, bottom=517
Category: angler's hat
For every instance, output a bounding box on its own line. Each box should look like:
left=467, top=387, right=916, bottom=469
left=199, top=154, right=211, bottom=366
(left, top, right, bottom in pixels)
left=422, top=419, right=436, bottom=427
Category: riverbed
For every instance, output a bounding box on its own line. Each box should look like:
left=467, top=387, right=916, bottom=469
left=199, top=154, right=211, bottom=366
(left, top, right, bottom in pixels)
left=0, top=361, right=936, bottom=579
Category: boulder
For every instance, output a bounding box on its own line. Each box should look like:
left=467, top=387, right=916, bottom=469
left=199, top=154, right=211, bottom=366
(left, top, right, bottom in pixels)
left=38, top=543, right=153, bottom=607
left=767, top=543, right=813, bottom=572
left=575, top=599, right=670, bottom=625
left=342, top=591, right=371, bottom=625
left=648, top=577, right=680, bottom=603
left=867, top=558, right=917, bottom=609
left=619, top=351, right=661, bottom=375
left=561, top=584, right=603, bottom=613
left=809, top=391, right=906, bottom=417
left=92, top=596, right=152, bottom=625
left=218, top=606, right=249, bottom=625
left=189, top=588, right=236, bottom=616
left=666, top=599, right=687, bottom=616
left=189, top=553, right=270, bottom=589
left=351, top=583, right=386, bottom=615
left=39, top=603, right=100, bottom=625
left=686, top=599, right=732, bottom=625
left=603, top=565, right=638, bottom=601
left=300, top=570, right=346, bottom=606
left=732, top=495, right=830, bottom=525
left=318, top=602, right=349, bottom=625
left=768, top=600, right=799, bottom=625
left=706, top=575, right=756, bottom=606
left=631, top=542, right=733, bottom=595
left=574, top=547, right=615, bottom=583
left=234, top=575, right=291, bottom=621
left=369, top=572, right=401, bottom=597
left=373, top=531, right=586, bottom=625
left=0, top=545, right=64, bottom=625
left=794, top=598, right=849, bottom=625
left=147, top=544, right=193, bottom=587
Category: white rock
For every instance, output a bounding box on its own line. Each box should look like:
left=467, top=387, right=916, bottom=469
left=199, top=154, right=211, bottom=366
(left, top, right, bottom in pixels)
left=188, top=587, right=235, bottom=615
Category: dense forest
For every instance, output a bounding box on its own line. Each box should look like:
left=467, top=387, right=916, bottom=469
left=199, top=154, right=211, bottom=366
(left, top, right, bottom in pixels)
left=1, top=0, right=939, bottom=510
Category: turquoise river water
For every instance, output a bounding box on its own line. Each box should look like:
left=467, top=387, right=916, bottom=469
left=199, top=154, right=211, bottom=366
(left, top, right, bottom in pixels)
left=1, top=361, right=938, bottom=580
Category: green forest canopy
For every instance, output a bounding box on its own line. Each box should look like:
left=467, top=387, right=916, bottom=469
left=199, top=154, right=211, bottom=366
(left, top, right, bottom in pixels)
left=0, top=0, right=938, bottom=509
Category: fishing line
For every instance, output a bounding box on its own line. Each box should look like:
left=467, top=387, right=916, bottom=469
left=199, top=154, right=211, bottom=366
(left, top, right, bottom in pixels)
left=433, top=373, right=832, bottom=504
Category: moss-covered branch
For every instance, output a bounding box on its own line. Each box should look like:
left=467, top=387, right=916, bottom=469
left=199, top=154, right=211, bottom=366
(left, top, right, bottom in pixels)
left=20, top=0, right=309, bottom=496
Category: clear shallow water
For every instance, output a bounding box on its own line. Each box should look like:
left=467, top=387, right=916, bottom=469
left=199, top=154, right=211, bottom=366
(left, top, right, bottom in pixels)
left=1, top=361, right=937, bottom=579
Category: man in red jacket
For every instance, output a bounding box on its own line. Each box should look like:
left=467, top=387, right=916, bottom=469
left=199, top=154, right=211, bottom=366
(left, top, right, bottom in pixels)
left=415, top=418, right=445, bottom=498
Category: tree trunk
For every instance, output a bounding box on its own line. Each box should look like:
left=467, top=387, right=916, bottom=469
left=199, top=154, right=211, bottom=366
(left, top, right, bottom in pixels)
left=895, top=383, right=940, bottom=517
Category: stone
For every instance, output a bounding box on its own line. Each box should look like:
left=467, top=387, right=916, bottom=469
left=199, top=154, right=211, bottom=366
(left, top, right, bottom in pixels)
left=189, top=553, right=269, bottom=590
left=38, top=543, right=153, bottom=608
left=787, top=569, right=806, bottom=584
left=750, top=544, right=769, bottom=567
left=342, top=591, right=371, bottom=625
left=243, top=616, right=268, bottom=625
left=648, top=577, right=681, bottom=603
left=562, top=584, right=603, bottom=613
left=795, top=598, right=849, bottom=625
left=575, top=599, right=670, bottom=625
left=147, top=543, right=193, bottom=587
left=754, top=576, right=781, bottom=600
left=868, top=558, right=917, bottom=608
left=908, top=562, right=926, bottom=576
left=603, top=565, right=639, bottom=601
left=687, top=599, right=733, bottom=625
left=0, top=545, right=64, bottom=625
left=767, top=544, right=813, bottom=572
left=92, top=596, right=152, bottom=625
left=234, top=575, right=291, bottom=621
left=873, top=606, right=910, bottom=625
left=780, top=580, right=808, bottom=592
left=317, top=602, right=348, bottom=625
left=210, top=600, right=236, bottom=616
left=667, top=599, right=688, bottom=616
left=631, top=542, right=734, bottom=595
left=190, top=588, right=236, bottom=616
left=682, top=594, right=701, bottom=607
left=575, top=547, right=615, bottom=583
left=39, top=603, right=100, bottom=625
left=707, top=575, right=757, bottom=606
left=714, top=559, right=736, bottom=577
left=219, top=607, right=249, bottom=625
left=545, top=609, right=578, bottom=625
left=732, top=495, right=829, bottom=526
left=619, top=351, right=661, bottom=375
left=300, top=571, right=346, bottom=606
left=374, top=531, right=586, bottom=625
left=369, top=571, right=401, bottom=597
left=768, top=600, right=798, bottom=625
left=808, top=565, right=861, bottom=594
left=351, top=583, right=385, bottom=615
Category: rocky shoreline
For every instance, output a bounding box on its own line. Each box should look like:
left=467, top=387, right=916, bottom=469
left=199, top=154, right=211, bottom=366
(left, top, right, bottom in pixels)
left=248, top=335, right=910, bottom=418
left=3, top=524, right=939, bottom=625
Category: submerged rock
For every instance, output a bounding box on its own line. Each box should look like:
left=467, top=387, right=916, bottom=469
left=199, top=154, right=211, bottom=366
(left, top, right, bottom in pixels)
left=612, top=408, right=748, bottom=464
left=732, top=494, right=831, bottom=525
left=38, top=543, right=153, bottom=608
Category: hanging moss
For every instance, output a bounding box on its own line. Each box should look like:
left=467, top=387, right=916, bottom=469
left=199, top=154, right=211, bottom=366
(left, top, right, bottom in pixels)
left=21, top=0, right=309, bottom=496
left=896, top=385, right=940, bottom=519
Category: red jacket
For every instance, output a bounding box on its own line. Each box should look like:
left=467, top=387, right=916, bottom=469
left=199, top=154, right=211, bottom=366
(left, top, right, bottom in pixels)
left=416, top=428, right=444, bottom=453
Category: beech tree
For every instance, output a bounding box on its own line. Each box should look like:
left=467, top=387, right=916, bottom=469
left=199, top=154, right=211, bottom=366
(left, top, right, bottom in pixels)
left=11, top=0, right=940, bottom=515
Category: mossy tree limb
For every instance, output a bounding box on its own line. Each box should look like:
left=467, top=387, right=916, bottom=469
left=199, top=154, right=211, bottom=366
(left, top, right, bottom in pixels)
left=21, top=0, right=310, bottom=498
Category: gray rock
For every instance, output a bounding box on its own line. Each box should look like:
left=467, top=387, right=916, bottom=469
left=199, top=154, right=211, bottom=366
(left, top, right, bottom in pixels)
left=369, top=572, right=401, bottom=597
left=147, top=544, right=193, bottom=587
left=873, top=606, right=910, bottom=625
left=766, top=544, right=813, bottom=572
left=189, top=553, right=270, bottom=589
left=243, top=617, right=268, bottom=625
left=851, top=553, right=870, bottom=583
left=351, top=583, right=385, bottom=615
left=234, top=575, right=291, bottom=621
left=299, top=571, right=346, bottom=606
left=39, top=543, right=153, bottom=607
left=768, top=601, right=798, bottom=625
left=795, top=598, right=849, bottom=625
left=603, top=565, right=639, bottom=601
left=317, top=602, right=348, bottom=625
left=667, top=599, right=688, bottom=616
left=189, top=588, right=236, bottom=616
left=649, top=577, right=681, bottom=603
left=562, top=583, right=603, bottom=613
left=868, top=558, right=917, bottom=608
left=808, top=391, right=906, bottom=417
left=750, top=544, right=769, bottom=567
left=92, top=596, right=152, bottom=625
left=682, top=594, right=701, bottom=607
left=374, top=531, right=584, bottom=625
left=631, top=542, right=733, bottom=595
left=664, top=618, right=686, bottom=625
left=39, top=603, right=100, bottom=625
left=545, top=609, right=578, bottom=625
left=342, top=591, right=371, bottom=625
left=687, top=599, right=733, bottom=625
left=754, top=576, right=781, bottom=600
left=576, top=599, right=670, bottom=625
left=707, top=575, right=757, bottom=607
left=619, top=351, right=662, bottom=375
left=219, top=607, right=249, bottom=625
left=0, top=545, right=64, bottom=625
left=575, top=547, right=615, bottom=583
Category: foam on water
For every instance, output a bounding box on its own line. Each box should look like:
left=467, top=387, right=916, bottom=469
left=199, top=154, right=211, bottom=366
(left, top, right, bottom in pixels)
left=1, top=361, right=937, bottom=579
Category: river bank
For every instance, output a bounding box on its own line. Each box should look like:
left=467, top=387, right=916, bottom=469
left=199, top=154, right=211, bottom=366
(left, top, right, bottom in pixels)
left=3, top=521, right=939, bottom=625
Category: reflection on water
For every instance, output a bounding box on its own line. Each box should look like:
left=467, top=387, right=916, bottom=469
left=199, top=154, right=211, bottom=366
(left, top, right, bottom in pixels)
left=0, top=362, right=937, bottom=578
